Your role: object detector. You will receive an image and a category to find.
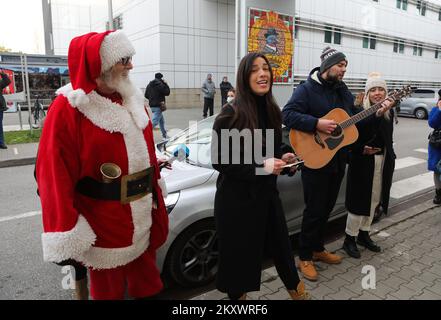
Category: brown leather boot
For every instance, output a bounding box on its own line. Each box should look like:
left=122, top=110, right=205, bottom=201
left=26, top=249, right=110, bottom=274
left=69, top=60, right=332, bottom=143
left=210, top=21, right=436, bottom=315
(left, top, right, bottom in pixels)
left=298, top=260, right=318, bottom=281
left=74, top=278, right=89, bottom=300
left=288, top=281, right=310, bottom=300
left=312, top=251, right=342, bottom=264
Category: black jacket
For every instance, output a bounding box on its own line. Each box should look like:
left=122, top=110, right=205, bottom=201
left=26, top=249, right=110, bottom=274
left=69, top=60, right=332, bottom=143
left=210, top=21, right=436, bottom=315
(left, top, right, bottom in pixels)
left=144, top=79, right=170, bottom=107
left=0, top=72, right=11, bottom=111
left=219, top=81, right=233, bottom=98
left=345, top=110, right=396, bottom=216
left=282, top=67, right=373, bottom=173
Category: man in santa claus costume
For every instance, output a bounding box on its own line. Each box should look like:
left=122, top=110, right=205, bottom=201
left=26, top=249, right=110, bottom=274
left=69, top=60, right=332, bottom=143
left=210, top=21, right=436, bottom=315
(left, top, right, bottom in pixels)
left=35, top=30, right=169, bottom=300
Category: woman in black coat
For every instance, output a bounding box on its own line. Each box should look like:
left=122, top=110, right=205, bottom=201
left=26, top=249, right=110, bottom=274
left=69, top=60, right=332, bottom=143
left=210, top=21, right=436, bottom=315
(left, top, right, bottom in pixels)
left=343, top=73, right=397, bottom=258
left=211, top=52, right=308, bottom=300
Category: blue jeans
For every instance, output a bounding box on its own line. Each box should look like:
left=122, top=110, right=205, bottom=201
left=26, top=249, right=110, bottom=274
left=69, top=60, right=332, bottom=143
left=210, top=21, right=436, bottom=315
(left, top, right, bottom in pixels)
left=0, top=111, right=4, bottom=146
left=151, top=106, right=167, bottom=138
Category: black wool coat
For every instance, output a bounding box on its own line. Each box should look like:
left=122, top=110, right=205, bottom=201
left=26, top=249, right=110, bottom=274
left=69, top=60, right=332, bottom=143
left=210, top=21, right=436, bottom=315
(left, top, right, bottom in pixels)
left=345, top=110, right=396, bottom=216
left=211, top=100, right=290, bottom=293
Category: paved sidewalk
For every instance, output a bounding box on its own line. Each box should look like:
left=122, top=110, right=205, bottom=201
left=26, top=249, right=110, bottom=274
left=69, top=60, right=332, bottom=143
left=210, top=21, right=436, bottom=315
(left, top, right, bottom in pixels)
left=194, top=199, right=441, bottom=300
left=0, top=143, right=39, bottom=168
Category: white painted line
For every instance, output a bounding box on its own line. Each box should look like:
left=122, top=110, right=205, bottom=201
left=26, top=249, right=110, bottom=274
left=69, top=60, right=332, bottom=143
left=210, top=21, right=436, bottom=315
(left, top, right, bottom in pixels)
left=13, top=147, right=18, bottom=155
left=394, top=157, right=426, bottom=170
left=390, top=172, right=433, bottom=199
left=0, top=211, right=41, bottom=223
left=414, top=148, right=428, bottom=154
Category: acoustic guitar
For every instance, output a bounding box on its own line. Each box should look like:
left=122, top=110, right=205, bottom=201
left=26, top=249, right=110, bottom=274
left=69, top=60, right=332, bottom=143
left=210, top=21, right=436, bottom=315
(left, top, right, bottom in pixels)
left=289, top=86, right=413, bottom=169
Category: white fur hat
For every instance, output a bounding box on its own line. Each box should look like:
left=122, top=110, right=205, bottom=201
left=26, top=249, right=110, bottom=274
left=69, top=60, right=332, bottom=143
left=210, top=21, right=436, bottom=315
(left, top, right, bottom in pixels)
left=100, top=30, right=136, bottom=72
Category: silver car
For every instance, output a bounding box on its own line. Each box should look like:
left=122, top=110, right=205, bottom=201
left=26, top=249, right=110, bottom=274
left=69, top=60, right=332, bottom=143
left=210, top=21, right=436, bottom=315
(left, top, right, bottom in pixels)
left=398, top=88, right=439, bottom=120
left=156, top=116, right=347, bottom=288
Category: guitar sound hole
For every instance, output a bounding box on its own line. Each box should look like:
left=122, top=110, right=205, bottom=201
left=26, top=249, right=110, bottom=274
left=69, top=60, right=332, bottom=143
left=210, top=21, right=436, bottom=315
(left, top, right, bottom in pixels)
left=331, top=125, right=342, bottom=137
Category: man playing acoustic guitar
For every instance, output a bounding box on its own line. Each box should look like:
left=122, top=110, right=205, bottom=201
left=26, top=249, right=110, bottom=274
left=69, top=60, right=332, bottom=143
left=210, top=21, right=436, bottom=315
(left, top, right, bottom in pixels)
left=282, top=47, right=394, bottom=281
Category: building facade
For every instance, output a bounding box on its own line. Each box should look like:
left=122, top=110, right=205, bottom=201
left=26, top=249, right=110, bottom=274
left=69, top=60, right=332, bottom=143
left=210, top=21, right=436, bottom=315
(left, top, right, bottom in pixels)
left=43, top=0, right=441, bottom=107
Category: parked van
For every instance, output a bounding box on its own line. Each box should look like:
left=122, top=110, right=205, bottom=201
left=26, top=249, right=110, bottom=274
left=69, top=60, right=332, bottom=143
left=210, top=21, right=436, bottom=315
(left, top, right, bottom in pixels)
left=398, top=88, right=439, bottom=120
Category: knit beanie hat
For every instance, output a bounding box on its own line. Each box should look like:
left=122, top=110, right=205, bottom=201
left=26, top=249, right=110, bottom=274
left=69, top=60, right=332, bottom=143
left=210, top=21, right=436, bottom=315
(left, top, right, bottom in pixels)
left=320, top=46, right=347, bottom=73
left=364, top=72, right=387, bottom=95
left=362, top=72, right=390, bottom=120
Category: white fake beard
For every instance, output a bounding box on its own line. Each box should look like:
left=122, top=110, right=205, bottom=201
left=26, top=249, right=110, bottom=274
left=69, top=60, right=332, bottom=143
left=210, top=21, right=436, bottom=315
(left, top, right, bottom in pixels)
left=102, top=70, right=137, bottom=101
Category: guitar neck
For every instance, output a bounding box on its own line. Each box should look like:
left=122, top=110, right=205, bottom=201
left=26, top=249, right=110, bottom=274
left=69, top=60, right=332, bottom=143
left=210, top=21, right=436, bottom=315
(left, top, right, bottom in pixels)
left=340, top=99, right=387, bottom=129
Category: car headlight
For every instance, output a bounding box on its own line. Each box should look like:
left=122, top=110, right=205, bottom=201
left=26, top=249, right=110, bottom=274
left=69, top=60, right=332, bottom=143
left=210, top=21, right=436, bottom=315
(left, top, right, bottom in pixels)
left=164, top=192, right=180, bottom=214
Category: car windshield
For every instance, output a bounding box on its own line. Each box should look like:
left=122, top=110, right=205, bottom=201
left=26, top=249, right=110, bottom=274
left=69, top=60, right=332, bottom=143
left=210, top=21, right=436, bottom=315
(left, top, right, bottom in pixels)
left=164, top=116, right=216, bottom=169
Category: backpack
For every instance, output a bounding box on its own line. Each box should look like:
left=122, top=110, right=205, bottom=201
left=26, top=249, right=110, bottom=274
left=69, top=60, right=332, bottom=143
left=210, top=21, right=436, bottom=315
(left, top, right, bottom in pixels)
left=428, top=129, right=441, bottom=149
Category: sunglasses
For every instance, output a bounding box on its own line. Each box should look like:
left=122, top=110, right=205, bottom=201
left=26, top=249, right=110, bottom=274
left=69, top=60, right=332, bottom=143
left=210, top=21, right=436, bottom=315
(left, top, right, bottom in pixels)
left=120, top=56, right=132, bottom=65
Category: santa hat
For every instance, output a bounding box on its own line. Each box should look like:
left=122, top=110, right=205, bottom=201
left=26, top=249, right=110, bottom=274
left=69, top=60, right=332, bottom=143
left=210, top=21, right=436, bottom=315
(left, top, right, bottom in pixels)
left=67, top=30, right=136, bottom=104
left=364, top=72, right=387, bottom=95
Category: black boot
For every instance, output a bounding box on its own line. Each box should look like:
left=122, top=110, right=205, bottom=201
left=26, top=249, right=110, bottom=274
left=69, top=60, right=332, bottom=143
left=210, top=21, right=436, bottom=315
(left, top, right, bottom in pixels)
left=372, top=205, right=384, bottom=223
left=433, top=189, right=441, bottom=205
left=343, top=234, right=361, bottom=258
left=357, top=230, right=381, bottom=252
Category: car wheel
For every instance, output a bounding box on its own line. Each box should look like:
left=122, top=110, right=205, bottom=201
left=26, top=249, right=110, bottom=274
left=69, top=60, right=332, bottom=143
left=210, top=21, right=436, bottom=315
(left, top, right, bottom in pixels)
left=414, top=108, right=427, bottom=120
left=165, top=219, right=219, bottom=287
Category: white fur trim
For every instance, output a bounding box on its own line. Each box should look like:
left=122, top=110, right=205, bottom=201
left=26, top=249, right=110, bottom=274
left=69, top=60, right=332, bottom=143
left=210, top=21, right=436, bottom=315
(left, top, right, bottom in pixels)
left=124, top=88, right=149, bottom=130
left=58, top=84, right=148, bottom=132
left=158, top=177, right=168, bottom=198
left=41, top=215, right=96, bottom=263
left=55, top=83, right=73, bottom=97
left=100, top=30, right=136, bottom=72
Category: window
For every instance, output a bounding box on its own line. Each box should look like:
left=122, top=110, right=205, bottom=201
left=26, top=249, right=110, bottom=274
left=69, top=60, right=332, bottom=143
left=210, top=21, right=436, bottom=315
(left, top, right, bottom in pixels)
left=413, top=90, right=435, bottom=99
left=363, top=34, right=376, bottom=49
left=324, top=27, right=332, bottom=43
left=439, top=9, right=441, bottom=21
left=324, top=26, right=341, bottom=45
left=413, top=43, right=423, bottom=56
left=396, top=0, right=408, bottom=10
left=416, top=0, right=426, bottom=16
left=334, top=28, right=342, bottom=45
left=106, top=14, right=123, bottom=30
left=436, top=49, right=441, bottom=59
left=294, top=25, right=299, bottom=39
left=393, top=40, right=405, bottom=54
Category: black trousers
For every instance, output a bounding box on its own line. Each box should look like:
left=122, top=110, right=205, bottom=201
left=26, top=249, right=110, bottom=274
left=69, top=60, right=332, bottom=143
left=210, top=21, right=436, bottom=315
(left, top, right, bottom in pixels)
left=299, top=169, right=345, bottom=261
left=203, top=98, right=214, bottom=117
left=221, top=96, right=227, bottom=107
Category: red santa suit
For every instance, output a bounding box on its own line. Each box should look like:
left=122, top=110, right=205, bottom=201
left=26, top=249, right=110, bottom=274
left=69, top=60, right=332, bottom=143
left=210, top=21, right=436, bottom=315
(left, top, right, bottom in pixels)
left=36, top=30, right=169, bottom=299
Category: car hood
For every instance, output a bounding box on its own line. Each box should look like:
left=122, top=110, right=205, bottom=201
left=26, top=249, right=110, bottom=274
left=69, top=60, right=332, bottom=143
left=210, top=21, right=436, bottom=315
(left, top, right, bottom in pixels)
left=160, top=161, right=215, bottom=193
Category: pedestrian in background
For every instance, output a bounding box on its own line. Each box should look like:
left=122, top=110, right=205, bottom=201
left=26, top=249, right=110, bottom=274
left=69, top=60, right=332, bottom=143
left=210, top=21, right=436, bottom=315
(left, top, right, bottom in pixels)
left=145, top=72, right=170, bottom=139
left=202, top=73, right=216, bottom=118
left=212, top=52, right=309, bottom=301
left=220, top=76, right=233, bottom=106
left=226, top=88, right=235, bottom=105
left=0, top=70, right=11, bottom=149
left=428, top=89, right=441, bottom=205
left=343, top=72, right=397, bottom=258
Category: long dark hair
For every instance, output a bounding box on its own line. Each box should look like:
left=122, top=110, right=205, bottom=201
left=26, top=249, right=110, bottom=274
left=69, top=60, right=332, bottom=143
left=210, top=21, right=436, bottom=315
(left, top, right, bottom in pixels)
left=223, top=52, right=282, bottom=132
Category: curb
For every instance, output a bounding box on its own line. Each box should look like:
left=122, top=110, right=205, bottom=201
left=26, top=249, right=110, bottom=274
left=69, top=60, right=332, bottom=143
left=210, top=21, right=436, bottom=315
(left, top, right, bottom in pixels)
left=0, top=157, right=36, bottom=169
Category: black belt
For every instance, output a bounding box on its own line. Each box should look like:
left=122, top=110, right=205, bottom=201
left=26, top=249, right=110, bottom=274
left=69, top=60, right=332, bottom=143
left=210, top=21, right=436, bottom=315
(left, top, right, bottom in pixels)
left=76, top=167, right=154, bottom=204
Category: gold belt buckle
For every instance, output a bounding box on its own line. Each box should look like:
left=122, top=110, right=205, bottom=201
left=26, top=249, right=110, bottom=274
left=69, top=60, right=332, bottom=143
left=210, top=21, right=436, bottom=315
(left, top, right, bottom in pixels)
left=120, top=167, right=153, bottom=204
